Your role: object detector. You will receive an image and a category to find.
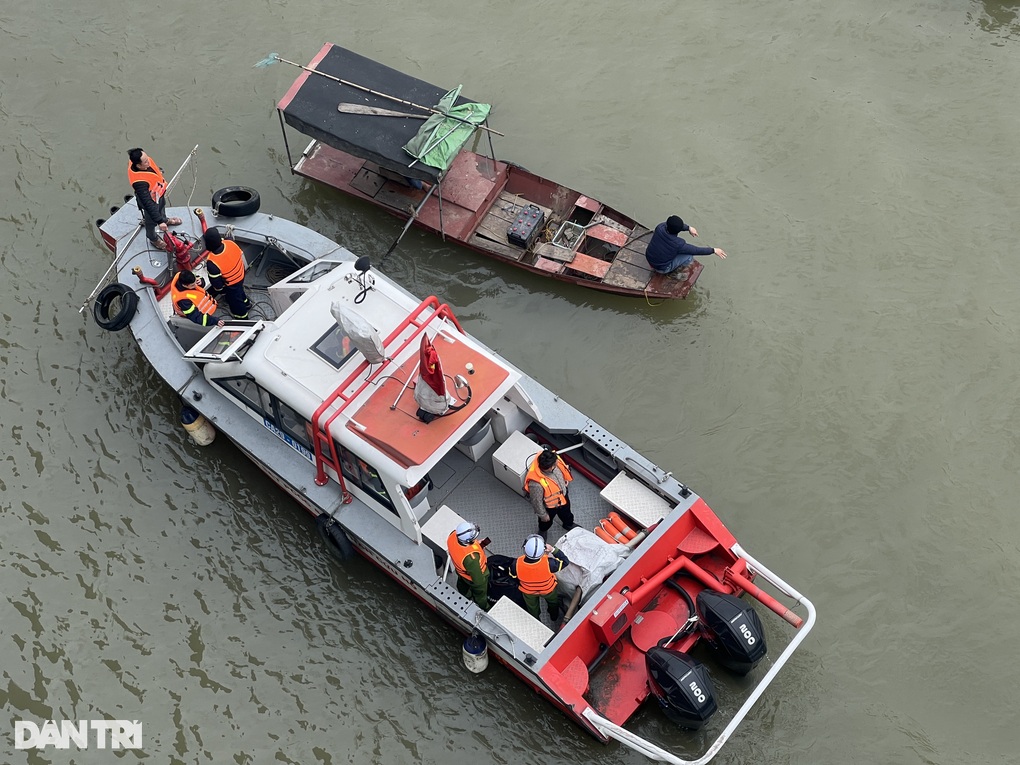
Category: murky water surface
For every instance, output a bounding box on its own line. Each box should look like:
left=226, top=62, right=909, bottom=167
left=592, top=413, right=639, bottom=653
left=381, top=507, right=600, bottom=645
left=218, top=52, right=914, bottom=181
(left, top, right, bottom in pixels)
left=1, top=2, right=1018, bottom=763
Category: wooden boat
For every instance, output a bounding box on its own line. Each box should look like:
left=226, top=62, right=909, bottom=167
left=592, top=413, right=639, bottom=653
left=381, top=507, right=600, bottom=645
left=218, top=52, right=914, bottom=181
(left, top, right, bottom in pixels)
left=273, top=43, right=705, bottom=300
left=87, top=149, right=814, bottom=764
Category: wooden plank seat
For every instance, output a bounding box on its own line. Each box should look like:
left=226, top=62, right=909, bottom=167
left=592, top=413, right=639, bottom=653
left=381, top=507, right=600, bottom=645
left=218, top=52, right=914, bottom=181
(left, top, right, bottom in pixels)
left=565, top=252, right=611, bottom=279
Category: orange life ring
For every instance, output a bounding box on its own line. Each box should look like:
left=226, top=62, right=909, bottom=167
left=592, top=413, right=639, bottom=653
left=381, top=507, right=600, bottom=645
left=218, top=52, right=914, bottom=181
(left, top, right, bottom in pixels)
left=608, top=512, right=638, bottom=540
left=594, top=524, right=619, bottom=545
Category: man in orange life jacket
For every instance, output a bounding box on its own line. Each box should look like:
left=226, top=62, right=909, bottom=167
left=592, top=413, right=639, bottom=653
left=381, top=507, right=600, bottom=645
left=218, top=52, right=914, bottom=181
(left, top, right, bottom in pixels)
left=525, top=447, right=577, bottom=540
left=171, top=270, right=224, bottom=327
left=203, top=228, right=252, bottom=319
left=512, top=534, right=570, bottom=622
left=446, top=521, right=489, bottom=610
left=127, top=148, right=182, bottom=249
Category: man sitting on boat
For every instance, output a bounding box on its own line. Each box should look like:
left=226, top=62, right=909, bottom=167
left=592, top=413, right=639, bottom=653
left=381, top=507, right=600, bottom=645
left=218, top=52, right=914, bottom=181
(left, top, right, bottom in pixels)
left=446, top=521, right=489, bottom=610
left=525, top=447, right=577, bottom=540
left=170, top=270, right=224, bottom=327
left=512, top=534, right=570, bottom=623
left=645, top=215, right=727, bottom=278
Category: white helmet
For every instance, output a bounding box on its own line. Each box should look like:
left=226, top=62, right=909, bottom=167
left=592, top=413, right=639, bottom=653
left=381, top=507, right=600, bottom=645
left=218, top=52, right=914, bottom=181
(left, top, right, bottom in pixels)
left=455, top=521, right=479, bottom=544
left=523, top=534, right=545, bottom=559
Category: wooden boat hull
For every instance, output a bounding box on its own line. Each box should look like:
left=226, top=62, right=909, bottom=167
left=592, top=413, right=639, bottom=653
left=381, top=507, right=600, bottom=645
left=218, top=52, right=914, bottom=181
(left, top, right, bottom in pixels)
left=291, top=140, right=703, bottom=300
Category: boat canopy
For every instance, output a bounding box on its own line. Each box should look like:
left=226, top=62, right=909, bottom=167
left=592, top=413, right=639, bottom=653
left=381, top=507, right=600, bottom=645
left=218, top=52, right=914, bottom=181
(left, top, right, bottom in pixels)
left=277, top=43, right=490, bottom=183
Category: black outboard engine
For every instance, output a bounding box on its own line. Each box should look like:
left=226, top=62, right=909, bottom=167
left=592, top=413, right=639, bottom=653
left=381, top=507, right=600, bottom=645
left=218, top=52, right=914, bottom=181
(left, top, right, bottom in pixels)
left=696, top=590, right=767, bottom=676
left=645, top=647, right=718, bottom=729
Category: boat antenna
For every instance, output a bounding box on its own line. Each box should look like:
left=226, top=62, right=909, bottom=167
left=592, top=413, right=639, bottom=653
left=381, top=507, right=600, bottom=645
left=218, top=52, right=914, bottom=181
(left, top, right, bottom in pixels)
left=253, top=52, right=504, bottom=137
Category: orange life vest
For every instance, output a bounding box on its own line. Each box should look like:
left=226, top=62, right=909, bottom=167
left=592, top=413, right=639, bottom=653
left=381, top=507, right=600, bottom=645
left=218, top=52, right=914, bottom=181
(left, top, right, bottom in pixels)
left=171, top=275, right=218, bottom=319
left=127, top=158, right=167, bottom=203
left=446, top=531, right=488, bottom=582
left=516, top=555, right=557, bottom=595
left=524, top=456, right=573, bottom=508
left=207, top=240, right=246, bottom=285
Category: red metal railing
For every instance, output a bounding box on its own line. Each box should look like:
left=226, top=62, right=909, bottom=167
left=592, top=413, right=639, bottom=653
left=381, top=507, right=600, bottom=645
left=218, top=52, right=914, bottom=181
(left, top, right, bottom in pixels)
left=310, top=296, right=463, bottom=487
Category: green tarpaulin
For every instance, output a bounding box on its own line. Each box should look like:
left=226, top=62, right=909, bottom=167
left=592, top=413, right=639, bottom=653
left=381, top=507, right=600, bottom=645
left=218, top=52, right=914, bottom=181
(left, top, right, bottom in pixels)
left=402, top=86, right=491, bottom=172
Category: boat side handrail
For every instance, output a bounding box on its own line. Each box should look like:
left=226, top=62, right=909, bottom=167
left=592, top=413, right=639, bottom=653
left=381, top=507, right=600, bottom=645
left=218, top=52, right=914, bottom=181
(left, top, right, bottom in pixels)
left=583, top=543, right=816, bottom=764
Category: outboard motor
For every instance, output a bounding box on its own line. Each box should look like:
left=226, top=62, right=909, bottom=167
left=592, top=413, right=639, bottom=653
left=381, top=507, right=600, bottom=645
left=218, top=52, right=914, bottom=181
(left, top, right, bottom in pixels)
left=696, top=590, right=767, bottom=676
left=645, top=647, right=717, bottom=729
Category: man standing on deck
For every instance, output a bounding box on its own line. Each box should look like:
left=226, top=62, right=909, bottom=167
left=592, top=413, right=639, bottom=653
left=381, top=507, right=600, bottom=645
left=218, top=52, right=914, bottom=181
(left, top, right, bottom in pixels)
left=203, top=228, right=252, bottom=319
left=512, top=534, right=570, bottom=623
left=524, top=447, right=577, bottom=541
left=447, top=521, right=490, bottom=610
left=127, top=148, right=182, bottom=249
left=645, top=215, right=726, bottom=278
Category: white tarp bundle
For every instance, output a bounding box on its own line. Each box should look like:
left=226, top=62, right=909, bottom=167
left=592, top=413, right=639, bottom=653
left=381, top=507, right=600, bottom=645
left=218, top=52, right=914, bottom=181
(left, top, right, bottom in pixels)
left=554, top=527, right=630, bottom=598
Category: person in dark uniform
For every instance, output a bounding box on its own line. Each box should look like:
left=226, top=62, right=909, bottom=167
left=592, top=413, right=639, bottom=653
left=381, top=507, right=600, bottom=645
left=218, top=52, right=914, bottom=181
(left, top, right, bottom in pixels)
left=170, top=270, right=223, bottom=327
left=203, top=228, right=252, bottom=319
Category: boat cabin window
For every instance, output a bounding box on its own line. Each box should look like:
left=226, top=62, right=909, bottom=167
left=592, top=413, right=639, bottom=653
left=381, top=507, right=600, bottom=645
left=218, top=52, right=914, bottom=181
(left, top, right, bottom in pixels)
left=184, top=322, right=264, bottom=363
left=214, top=376, right=315, bottom=461
left=334, top=440, right=396, bottom=516
left=216, top=375, right=273, bottom=419
left=311, top=323, right=358, bottom=370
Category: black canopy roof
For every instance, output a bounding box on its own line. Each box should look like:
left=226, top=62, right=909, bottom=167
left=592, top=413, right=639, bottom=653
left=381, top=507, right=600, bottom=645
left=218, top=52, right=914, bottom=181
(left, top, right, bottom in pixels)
left=277, top=43, right=481, bottom=183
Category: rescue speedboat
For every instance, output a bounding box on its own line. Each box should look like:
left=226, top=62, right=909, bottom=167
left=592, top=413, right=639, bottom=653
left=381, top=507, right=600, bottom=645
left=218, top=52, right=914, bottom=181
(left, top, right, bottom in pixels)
left=88, top=148, right=815, bottom=764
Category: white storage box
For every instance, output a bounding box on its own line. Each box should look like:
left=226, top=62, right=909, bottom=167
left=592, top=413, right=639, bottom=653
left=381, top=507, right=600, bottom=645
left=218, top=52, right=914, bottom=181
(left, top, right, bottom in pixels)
left=491, top=430, right=541, bottom=494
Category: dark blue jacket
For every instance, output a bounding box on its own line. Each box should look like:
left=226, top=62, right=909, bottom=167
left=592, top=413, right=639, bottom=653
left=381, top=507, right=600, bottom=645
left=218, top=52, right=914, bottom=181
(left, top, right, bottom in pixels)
left=645, top=222, right=714, bottom=272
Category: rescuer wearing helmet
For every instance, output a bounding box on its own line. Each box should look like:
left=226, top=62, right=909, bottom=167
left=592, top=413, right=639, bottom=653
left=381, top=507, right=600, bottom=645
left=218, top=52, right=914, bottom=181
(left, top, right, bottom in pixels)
left=524, top=447, right=577, bottom=540
left=512, top=534, right=570, bottom=623
left=446, top=520, right=490, bottom=610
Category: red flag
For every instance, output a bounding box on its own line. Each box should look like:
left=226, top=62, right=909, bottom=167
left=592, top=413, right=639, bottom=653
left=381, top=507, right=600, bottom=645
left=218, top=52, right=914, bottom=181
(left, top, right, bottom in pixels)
left=419, top=334, right=446, bottom=396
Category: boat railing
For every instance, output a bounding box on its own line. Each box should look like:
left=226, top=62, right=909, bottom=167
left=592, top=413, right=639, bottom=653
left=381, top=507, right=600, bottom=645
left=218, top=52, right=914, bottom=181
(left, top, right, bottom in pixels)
left=310, top=296, right=464, bottom=486
left=583, top=542, right=816, bottom=765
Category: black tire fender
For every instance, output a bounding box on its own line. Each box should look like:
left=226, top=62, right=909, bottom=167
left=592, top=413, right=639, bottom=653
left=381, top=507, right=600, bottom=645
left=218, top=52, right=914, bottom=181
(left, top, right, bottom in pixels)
left=211, top=186, right=261, bottom=218
left=316, top=513, right=355, bottom=562
left=93, top=283, right=138, bottom=332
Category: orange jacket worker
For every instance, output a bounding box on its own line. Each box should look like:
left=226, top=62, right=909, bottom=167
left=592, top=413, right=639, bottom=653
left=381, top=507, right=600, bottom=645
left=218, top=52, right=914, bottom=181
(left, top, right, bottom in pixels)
left=171, top=270, right=221, bottom=327
left=204, top=228, right=252, bottom=319
left=446, top=521, right=489, bottom=610
left=512, top=534, right=569, bottom=622
left=524, top=448, right=577, bottom=540
left=127, top=148, right=182, bottom=249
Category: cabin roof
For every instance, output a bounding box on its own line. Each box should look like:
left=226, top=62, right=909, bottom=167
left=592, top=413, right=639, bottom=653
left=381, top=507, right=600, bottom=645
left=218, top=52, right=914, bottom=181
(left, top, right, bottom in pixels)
left=276, top=43, right=483, bottom=184
left=239, top=260, right=519, bottom=482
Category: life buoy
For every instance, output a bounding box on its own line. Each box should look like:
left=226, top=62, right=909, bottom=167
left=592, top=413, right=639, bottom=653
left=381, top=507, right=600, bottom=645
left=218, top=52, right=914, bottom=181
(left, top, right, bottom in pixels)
left=316, top=513, right=354, bottom=561
left=211, top=186, right=261, bottom=218
left=595, top=524, right=619, bottom=545
left=93, top=283, right=138, bottom=331
left=600, top=519, right=628, bottom=543
left=608, top=512, right=638, bottom=540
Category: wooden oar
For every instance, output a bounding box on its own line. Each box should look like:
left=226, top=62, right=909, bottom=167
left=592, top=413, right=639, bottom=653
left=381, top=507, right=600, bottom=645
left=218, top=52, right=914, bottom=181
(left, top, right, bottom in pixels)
left=337, top=103, right=428, bottom=119
left=257, top=53, right=504, bottom=136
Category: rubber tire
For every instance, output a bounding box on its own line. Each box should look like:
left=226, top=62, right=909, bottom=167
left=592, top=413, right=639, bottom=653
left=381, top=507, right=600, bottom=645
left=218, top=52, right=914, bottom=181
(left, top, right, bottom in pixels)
left=93, top=283, right=138, bottom=332
left=212, top=186, right=261, bottom=218
left=316, top=513, right=354, bottom=562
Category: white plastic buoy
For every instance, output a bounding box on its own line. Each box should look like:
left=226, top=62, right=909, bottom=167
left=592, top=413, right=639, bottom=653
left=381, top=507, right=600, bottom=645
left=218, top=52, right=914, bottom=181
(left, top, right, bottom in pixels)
left=180, top=405, right=216, bottom=446
left=462, top=630, right=488, bottom=674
